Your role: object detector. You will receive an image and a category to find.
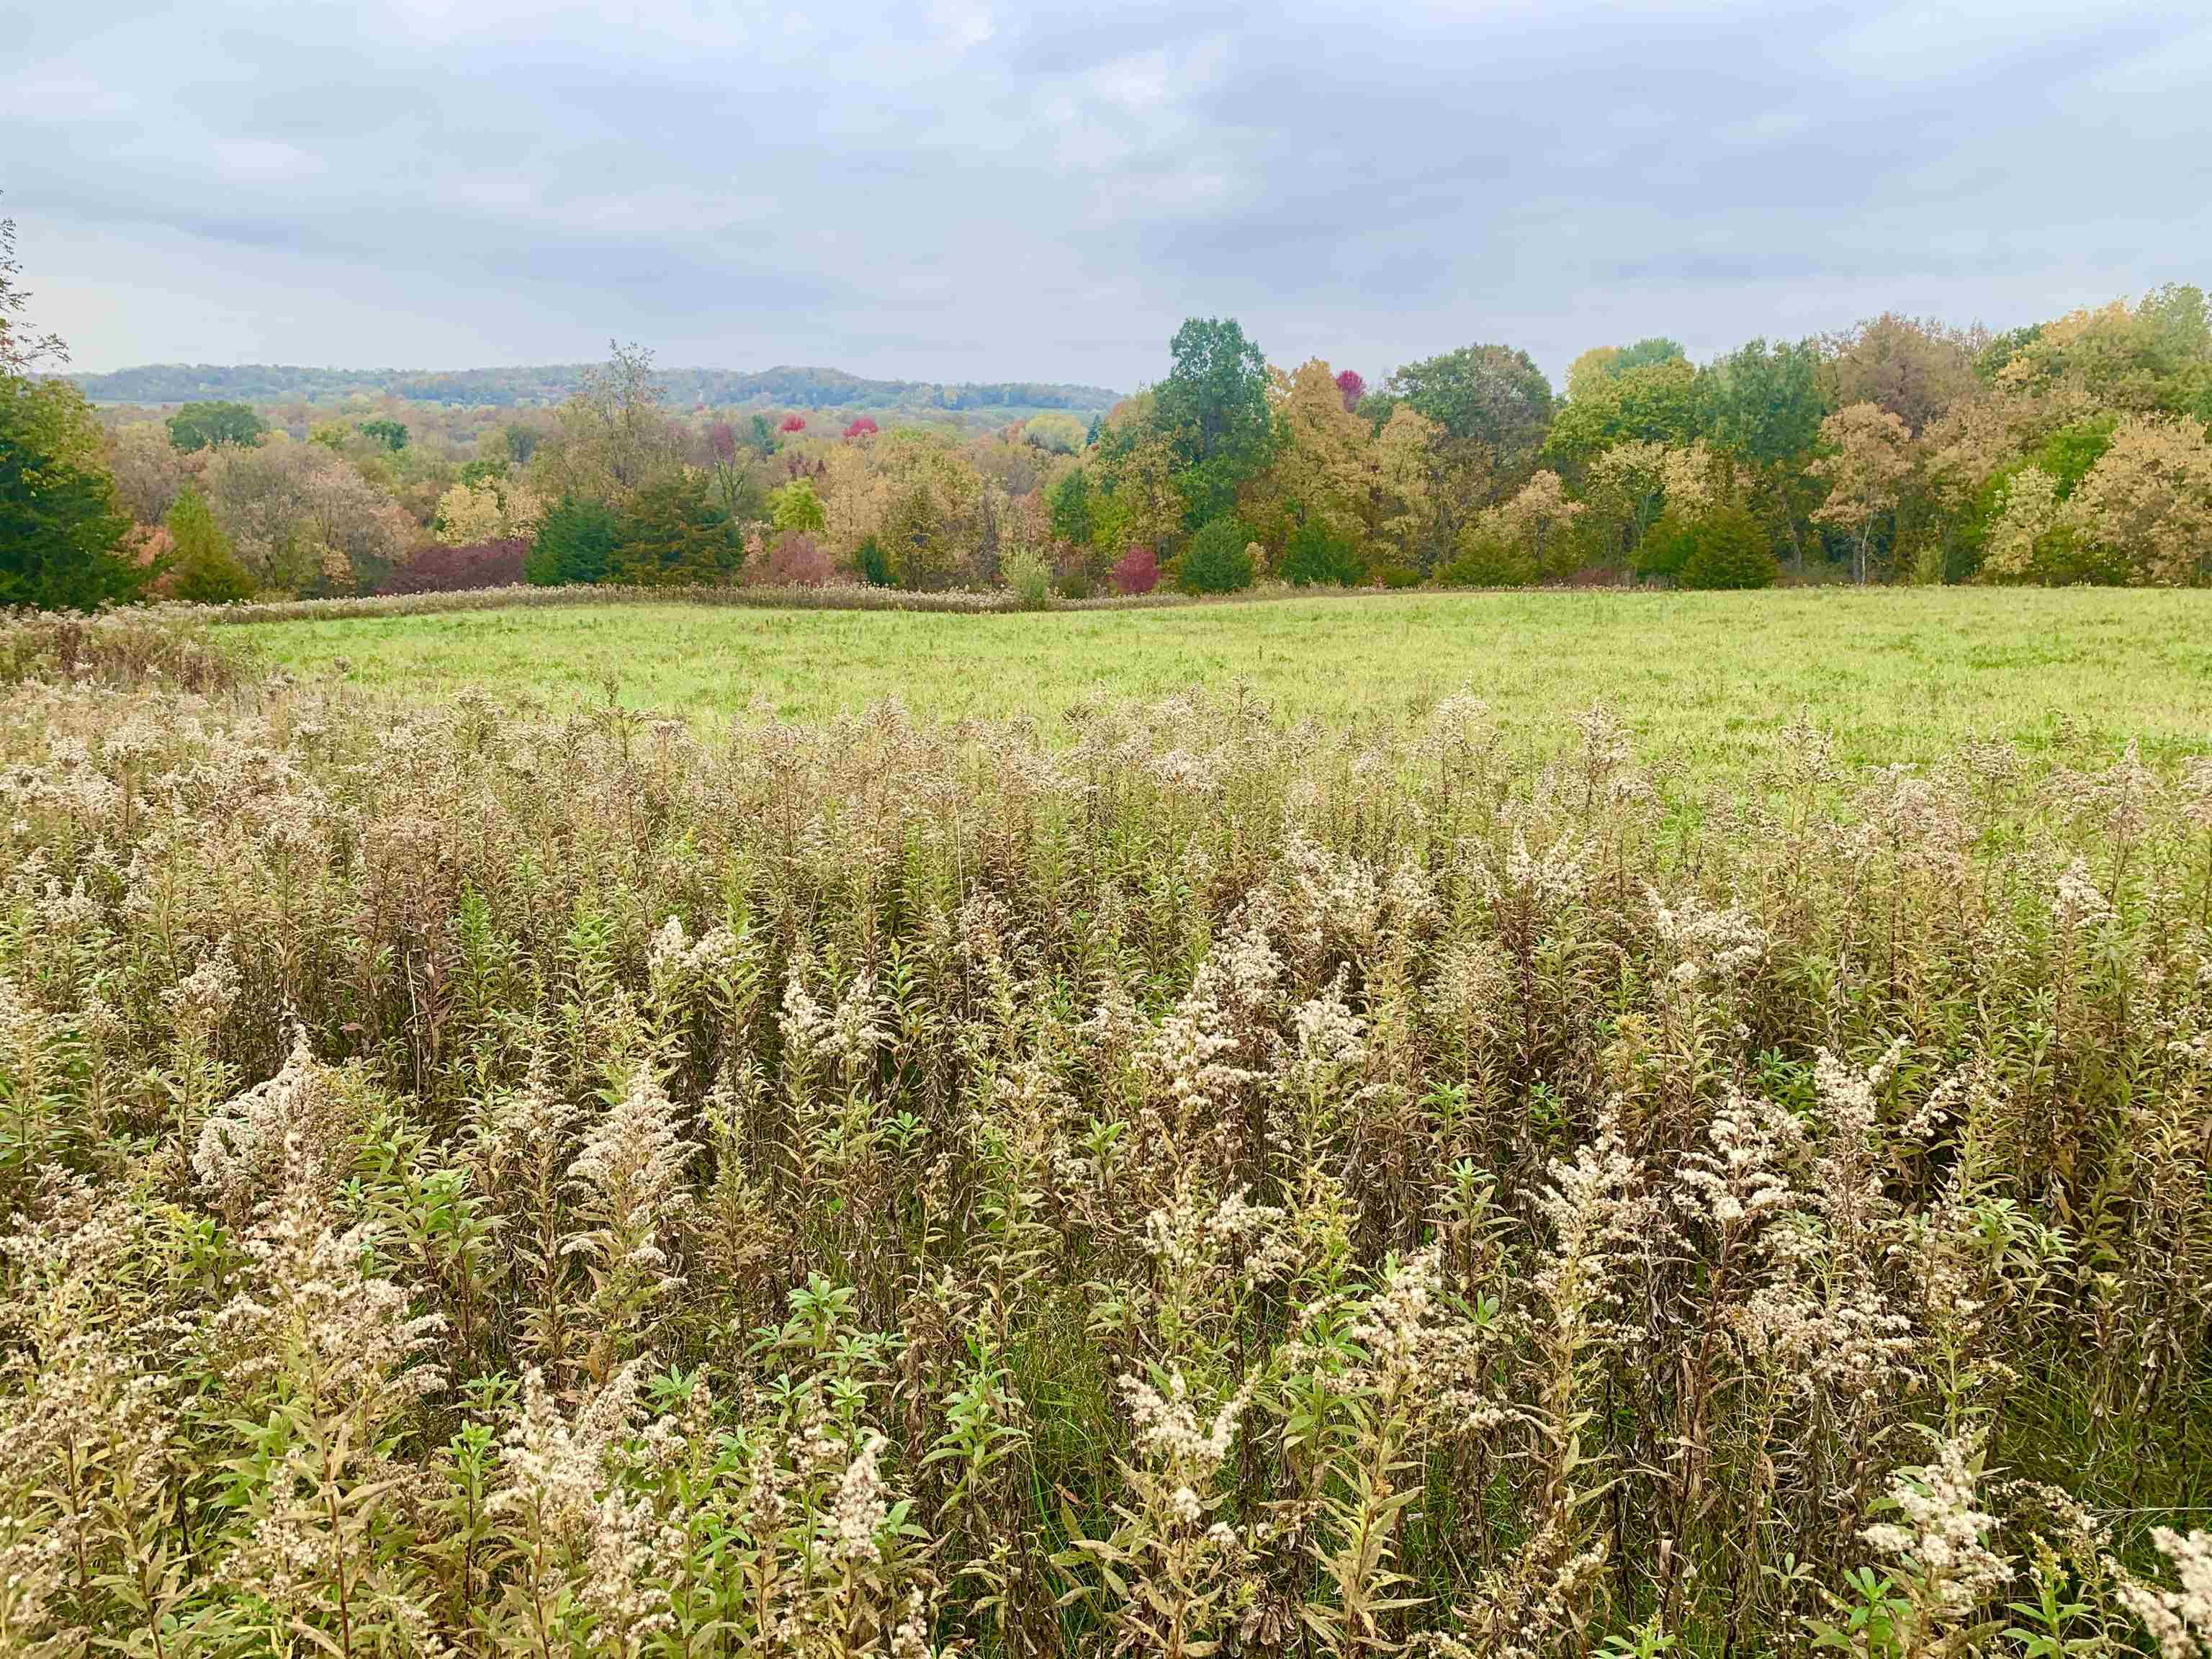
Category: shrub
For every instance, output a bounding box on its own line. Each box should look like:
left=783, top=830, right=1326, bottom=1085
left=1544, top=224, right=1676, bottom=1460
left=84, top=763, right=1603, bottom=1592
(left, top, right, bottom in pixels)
left=1634, top=509, right=1695, bottom=584
left=1679, top=503, right=1779, bottom=589
left=1278, top=516, right=1364, bottom=587
left=0, top=639, right=2205, bottom=1658
left=1111, top=544, right=1160, bottom=595
left=856, top=535, right=892, bottom=587
left=1002, top=543, right=1053, bottom=610
left=842, top=416, right=878, bottom=441
left=378, top=539, right=529, bottom=595
left=1175, top=515, right=1256, bottom=594
left=1435, top=529, right=1534, bottom=588
left=757, top=531, right=835, bottom=588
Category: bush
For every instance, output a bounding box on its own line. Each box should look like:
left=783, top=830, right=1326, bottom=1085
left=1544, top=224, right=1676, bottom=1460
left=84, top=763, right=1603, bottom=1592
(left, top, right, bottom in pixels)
left=1435, top=529, right=1534, bottom=588
left=1110, top=544, right=1159, bottom=595
left=1176, top=516, right=1257, bottom=595
left=378, top=539, right=529, bottom=595
left=757, top=531, right=835, bottom=588
left=1278, top=517, right=1364, bottom=587
left=1679, top=504, right=1779, bottom=590
left=1633, top=510, right=1694, bottom=583
left=856, top=536, right=891, bottom=587
left=1003, top=544, right=1053, bottom=611
left=1374, top=560, right=1424, bottom=589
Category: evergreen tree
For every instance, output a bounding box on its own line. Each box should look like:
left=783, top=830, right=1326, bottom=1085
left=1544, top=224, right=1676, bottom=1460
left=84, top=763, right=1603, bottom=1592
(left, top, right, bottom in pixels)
left=0, top=377, right=144, bottom=610
left=1176, top=513, right=1257, bottom=594
left=526, top=494, right=619, bottom=585
left=610, top=473, right=739, bottom=585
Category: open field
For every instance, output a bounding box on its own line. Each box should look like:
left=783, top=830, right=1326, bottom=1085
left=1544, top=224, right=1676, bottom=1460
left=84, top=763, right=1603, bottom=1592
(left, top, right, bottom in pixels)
left=3, top=603, right=2210, bottom=1658
left=242, top=587, right=2212, bottom=781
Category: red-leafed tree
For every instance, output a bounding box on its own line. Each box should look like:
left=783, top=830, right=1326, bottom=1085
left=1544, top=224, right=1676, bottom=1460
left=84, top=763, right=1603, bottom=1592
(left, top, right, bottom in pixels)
left=843, top=416, right=878, bottom=440
left=1335, top=369, right=1366, bottom=413
left=708, top=420, right=737, bottom=463
left=779, top=415, right=807, bottom=433
left=1111, top=544, right=1160, bottom=595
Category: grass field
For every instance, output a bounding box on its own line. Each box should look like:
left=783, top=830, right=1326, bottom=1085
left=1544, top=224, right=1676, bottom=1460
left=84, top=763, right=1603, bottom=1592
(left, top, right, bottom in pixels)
left=9, top=600, right=2212, bottom=1655
left=243, top=585, right=2212, bottom=778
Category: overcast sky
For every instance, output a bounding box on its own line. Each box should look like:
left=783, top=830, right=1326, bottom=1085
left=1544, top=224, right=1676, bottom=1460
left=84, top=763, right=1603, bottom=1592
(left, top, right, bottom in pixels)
left=9, top=0, right=2210, bottom=389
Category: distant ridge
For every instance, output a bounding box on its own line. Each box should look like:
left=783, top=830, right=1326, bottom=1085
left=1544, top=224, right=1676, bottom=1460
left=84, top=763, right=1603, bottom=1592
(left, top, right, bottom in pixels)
left=66, top=361, right=1124, bottom=414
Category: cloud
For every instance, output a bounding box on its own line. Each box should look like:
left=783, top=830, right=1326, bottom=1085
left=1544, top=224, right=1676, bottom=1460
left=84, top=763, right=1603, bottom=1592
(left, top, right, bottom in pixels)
left=4, top=0, right=2204, bottom=386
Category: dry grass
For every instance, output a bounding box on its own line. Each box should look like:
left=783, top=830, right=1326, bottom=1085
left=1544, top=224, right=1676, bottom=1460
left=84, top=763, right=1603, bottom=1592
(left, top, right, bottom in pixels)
left=1, top=606, right=2208, bottom=1658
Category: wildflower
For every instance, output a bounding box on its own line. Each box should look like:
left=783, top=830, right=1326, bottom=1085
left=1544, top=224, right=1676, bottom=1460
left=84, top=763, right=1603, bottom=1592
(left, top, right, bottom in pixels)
left=1862, top=1432, right=2009, bottom=1618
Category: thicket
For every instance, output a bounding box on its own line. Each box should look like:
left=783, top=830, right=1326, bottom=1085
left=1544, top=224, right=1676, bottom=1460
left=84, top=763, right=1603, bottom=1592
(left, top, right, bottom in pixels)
left=0, top=609, right=2208, bottom=1657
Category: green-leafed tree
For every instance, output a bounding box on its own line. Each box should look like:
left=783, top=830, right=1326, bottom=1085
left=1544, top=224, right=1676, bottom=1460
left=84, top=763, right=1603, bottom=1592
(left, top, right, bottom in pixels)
left=1698, top=338, right=1825, bottom=467
left=1381, top=341, right=1555, bottom=479
left=166, top=400, right=266, bottom=453
left=1153, top=318, right=1274, bottom=529
left=1048, top=466, right=1093, bottom=547
left=0, top=377, right=145, bottom=610
left=1278, top=513, right=1363, bottom=586
left=166, top=483, right=255, bottom=603
left=769, top=477, right=827, bottom=535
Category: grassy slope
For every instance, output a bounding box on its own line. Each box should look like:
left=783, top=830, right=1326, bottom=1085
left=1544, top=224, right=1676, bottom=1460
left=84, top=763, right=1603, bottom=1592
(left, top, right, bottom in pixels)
left=241, top=587, right=2212, bottom=780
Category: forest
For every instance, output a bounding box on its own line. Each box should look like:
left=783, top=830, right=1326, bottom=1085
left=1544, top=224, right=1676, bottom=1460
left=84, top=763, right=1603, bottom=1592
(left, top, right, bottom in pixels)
left=11, top=199, right=2212, bottom=609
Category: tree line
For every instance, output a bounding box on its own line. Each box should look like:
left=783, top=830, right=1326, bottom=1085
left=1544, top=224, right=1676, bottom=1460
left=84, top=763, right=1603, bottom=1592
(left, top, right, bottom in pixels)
left=10, top=209, right=2212, bottom=608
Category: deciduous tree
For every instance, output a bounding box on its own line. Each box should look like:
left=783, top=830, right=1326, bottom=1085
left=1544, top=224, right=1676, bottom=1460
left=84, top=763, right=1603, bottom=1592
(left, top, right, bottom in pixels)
left=1382, top=342, right=1553, bottom=482
left=1810, top=402, right=1912, bottom=583
left=165, top=483, right=256, bottom=603
left=166, top=400, right=266, bottom=453
left=1820, top=313, right=1978, bottom=434
left=1153, top=316, right=1274, bottom=527
left=2063, top=413, right=2212, bottom=585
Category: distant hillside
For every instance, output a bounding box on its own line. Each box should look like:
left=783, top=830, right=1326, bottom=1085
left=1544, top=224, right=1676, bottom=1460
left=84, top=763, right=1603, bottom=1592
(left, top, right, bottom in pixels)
left=67, top=361, right=1124, bottom=414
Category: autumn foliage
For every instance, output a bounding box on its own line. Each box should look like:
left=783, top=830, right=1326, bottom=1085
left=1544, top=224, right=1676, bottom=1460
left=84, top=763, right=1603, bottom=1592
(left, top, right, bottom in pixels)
left=1110, top=542, right=1159, bottom=594
left=376, top=536, right=530, bottom=593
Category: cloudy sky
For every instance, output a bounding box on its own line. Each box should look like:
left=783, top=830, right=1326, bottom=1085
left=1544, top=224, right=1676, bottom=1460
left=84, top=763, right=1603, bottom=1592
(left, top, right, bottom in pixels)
left=9, top=0, right=2209, bottom=389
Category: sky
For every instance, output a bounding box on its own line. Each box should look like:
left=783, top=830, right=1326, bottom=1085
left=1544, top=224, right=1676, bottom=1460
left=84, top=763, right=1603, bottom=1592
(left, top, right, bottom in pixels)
left=9, top=0, right=2211, bottom=390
